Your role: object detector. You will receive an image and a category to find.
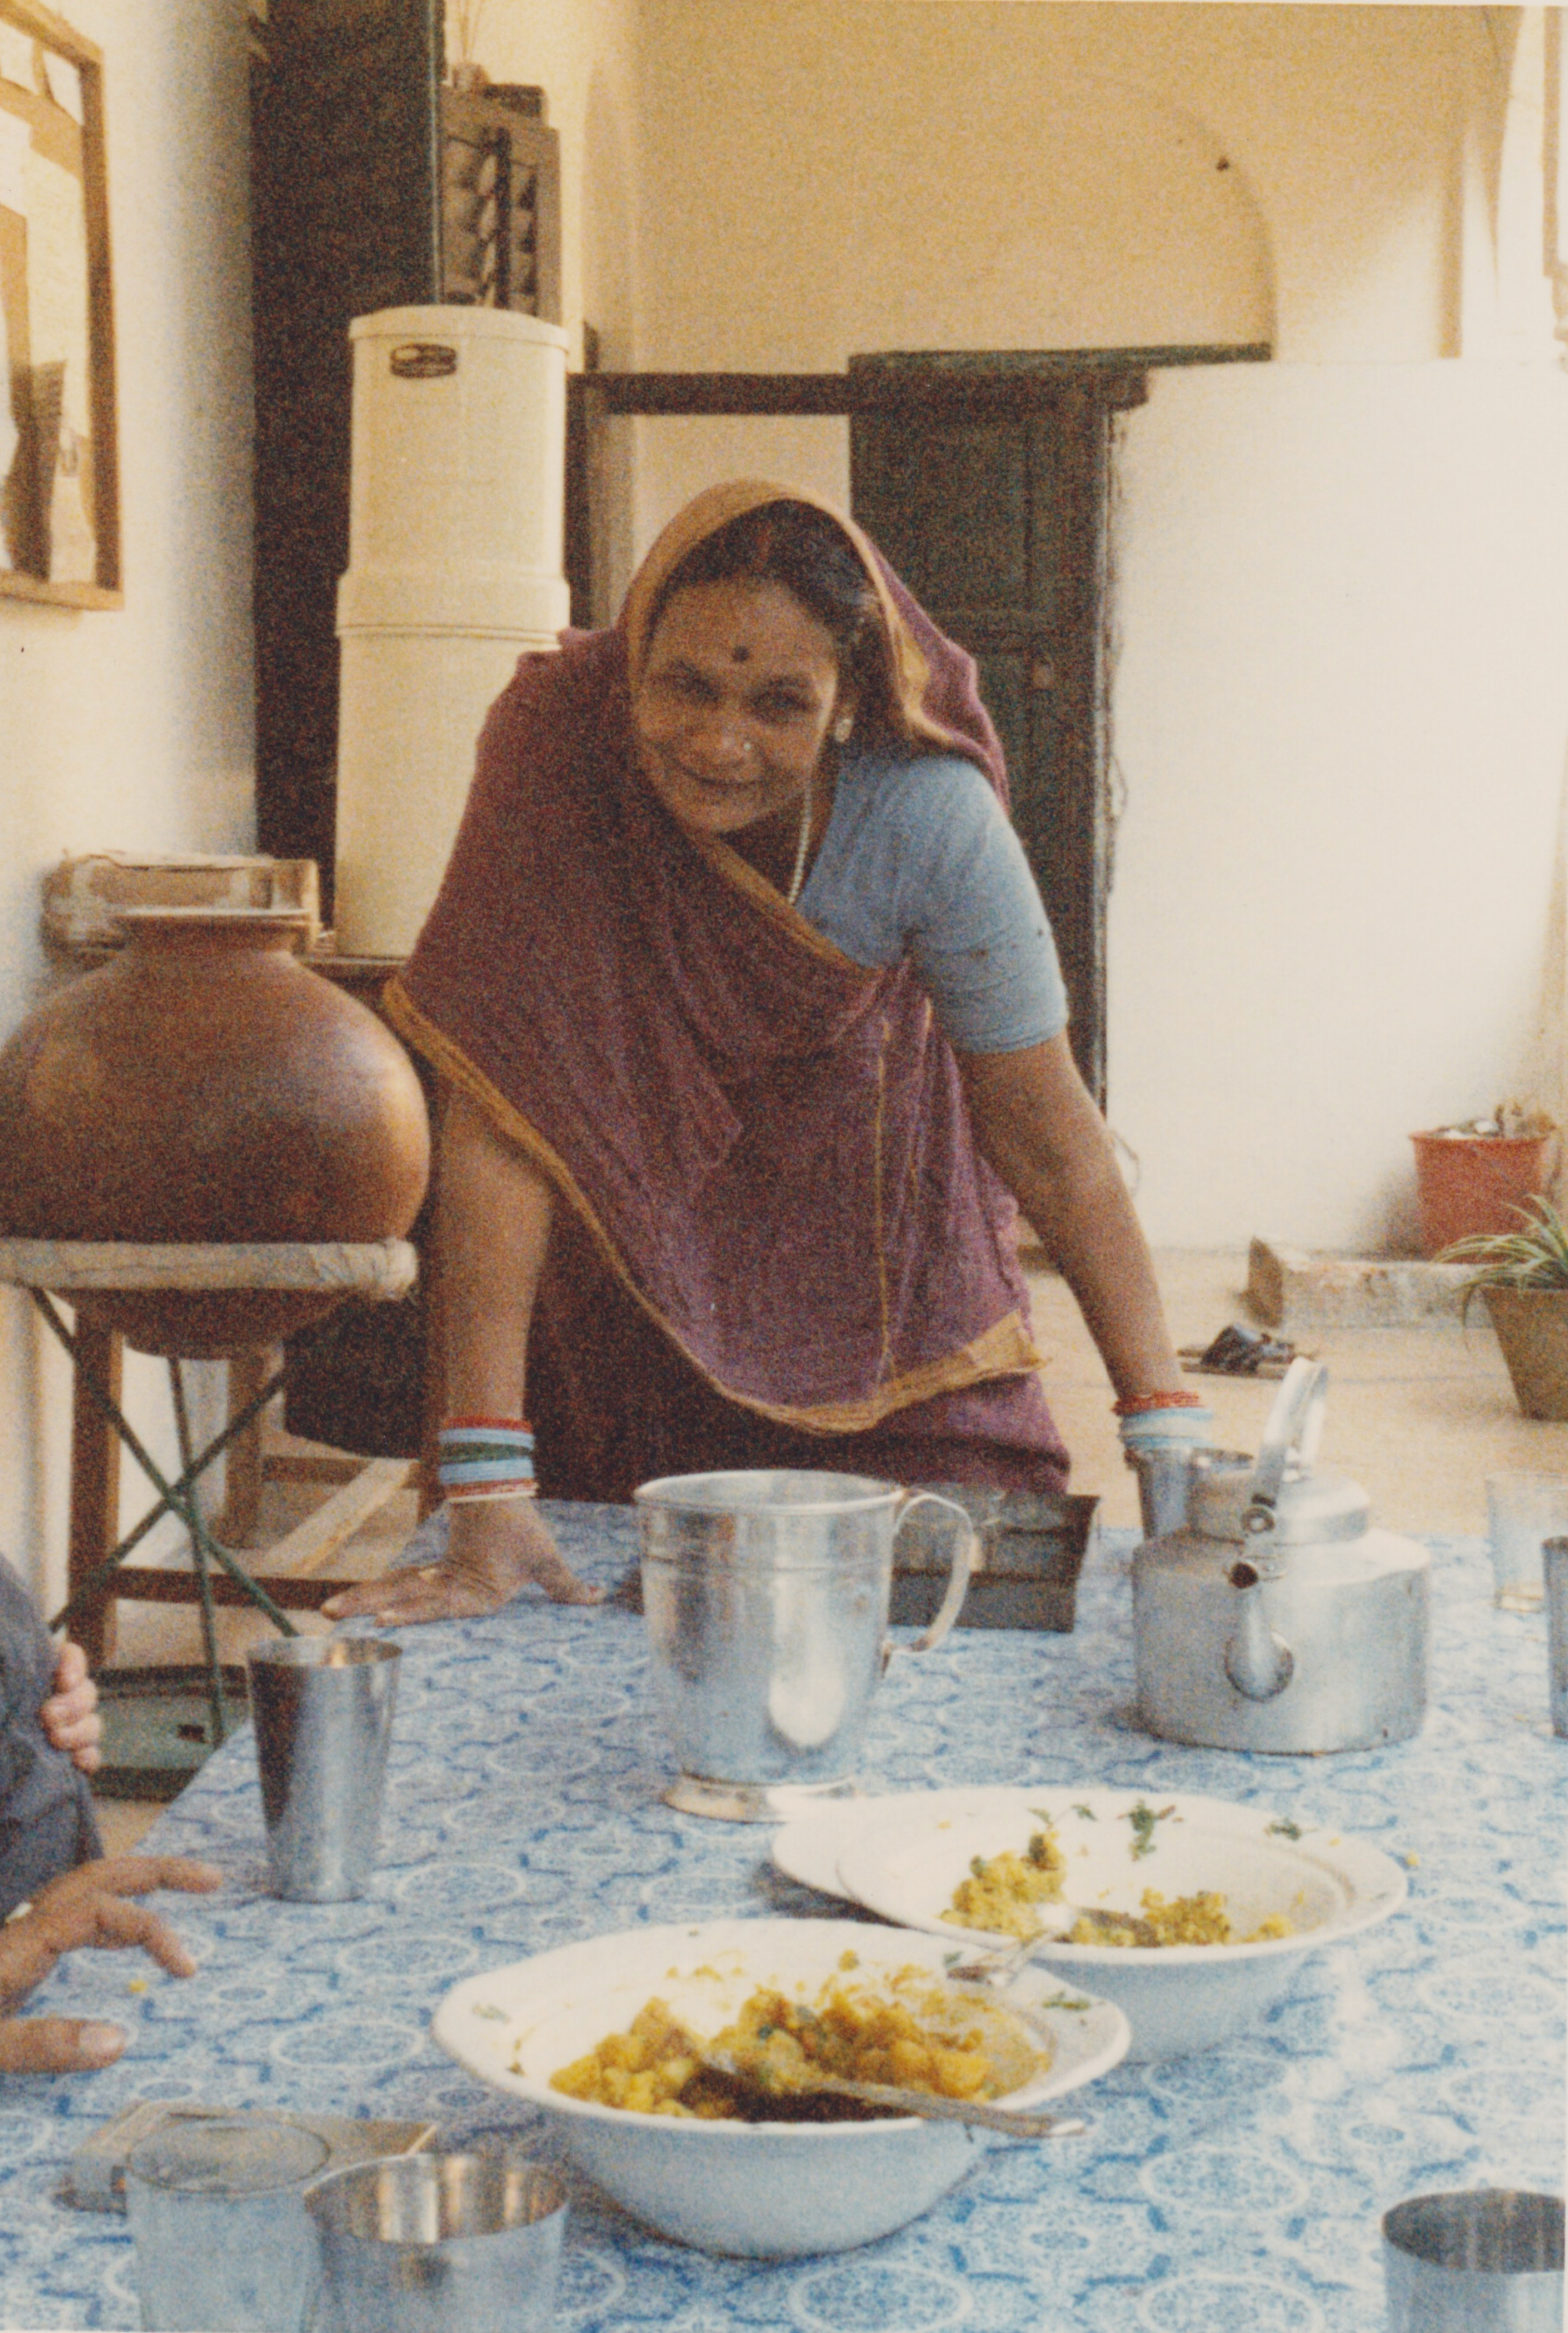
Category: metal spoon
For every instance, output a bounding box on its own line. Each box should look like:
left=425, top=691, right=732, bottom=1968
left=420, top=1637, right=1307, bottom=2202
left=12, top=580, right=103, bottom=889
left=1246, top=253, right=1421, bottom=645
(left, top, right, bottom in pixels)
left=948, top=1901, right=1161, bottom=1979
left=699, top=2053, right=1083, bottom=2138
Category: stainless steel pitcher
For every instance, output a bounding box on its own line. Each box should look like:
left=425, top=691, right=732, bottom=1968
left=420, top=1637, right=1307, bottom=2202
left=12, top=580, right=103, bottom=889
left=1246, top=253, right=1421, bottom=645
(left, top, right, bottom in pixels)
left=635, top=1470, right=977, bottom=1821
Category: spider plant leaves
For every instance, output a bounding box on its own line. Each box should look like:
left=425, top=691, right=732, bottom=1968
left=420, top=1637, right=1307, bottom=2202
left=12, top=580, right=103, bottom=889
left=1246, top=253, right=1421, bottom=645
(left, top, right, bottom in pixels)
left=1438, top=1196, right=1568, bottom=1319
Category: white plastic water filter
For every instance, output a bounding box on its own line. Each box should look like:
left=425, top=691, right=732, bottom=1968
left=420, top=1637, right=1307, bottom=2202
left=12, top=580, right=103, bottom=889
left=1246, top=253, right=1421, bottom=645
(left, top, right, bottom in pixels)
left=333, top=305, right=571, bottom=957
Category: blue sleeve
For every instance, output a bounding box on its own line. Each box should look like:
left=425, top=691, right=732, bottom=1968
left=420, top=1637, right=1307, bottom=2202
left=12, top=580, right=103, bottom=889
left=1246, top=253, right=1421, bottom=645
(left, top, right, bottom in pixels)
left=0, top=1556, right=101, bottom=1918
left=799, top=753, right=1069, bottom=1054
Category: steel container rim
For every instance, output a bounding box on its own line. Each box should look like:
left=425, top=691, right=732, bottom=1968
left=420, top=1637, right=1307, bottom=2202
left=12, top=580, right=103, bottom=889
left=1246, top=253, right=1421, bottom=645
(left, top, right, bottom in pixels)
left=634, top=1469, right=901, bottom=1518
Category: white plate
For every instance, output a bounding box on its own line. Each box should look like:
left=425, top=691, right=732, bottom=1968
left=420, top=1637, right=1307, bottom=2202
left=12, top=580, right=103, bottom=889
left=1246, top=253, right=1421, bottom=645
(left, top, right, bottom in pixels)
left=837, top=1786, right=1406, bottom=1955
left=771, top=1787, right=1026, bottom=1898
left=793, top=1786, right=1406, bottom=2061
left=434, top=1917, right=1130, bottom=2256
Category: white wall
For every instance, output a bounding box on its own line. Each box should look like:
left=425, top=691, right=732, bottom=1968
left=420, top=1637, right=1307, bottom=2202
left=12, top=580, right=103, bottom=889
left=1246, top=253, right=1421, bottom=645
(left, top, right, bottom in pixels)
left=1111, top=359, right=1568, bottom=1251
left=0, top=0, right=255, bottom=1602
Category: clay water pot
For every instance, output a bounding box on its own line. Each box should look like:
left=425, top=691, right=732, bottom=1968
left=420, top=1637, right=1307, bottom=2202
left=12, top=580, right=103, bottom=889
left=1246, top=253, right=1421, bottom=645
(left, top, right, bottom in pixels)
left=0, top=909, right=430, bottom=1355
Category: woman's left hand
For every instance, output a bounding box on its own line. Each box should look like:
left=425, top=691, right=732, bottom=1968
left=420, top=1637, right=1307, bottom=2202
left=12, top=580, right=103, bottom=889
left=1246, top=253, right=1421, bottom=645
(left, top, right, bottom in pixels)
left=40, top=1642, right=101, bottom=1776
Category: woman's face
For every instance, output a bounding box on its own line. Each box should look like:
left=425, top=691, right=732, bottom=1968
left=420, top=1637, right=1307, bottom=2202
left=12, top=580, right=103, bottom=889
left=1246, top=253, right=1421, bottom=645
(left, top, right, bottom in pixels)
left=633, top=578, right=851, bottom=837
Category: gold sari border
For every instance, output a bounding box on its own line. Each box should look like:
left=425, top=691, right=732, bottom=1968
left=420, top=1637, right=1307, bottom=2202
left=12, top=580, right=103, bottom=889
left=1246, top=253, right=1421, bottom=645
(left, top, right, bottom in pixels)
left=695, top=833, right=871, bottom=968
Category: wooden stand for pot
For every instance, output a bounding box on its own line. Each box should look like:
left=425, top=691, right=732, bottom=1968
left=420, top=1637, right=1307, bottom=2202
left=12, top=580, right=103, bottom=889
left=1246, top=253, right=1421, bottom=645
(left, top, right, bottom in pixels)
left=0, top=1239, right=421, bottom=1691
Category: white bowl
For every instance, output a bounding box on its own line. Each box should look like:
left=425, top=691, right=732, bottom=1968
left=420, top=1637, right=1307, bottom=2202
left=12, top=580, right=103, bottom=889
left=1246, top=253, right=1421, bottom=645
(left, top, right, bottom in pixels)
left=833, top=1787, right=1408, bottom=2062
left=432, top=1917, right=1130, bottom=2257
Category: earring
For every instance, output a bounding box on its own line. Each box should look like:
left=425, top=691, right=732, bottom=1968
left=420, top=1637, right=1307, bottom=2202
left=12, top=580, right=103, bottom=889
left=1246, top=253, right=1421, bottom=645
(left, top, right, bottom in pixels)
left=831, top=714, right=854, bottom=744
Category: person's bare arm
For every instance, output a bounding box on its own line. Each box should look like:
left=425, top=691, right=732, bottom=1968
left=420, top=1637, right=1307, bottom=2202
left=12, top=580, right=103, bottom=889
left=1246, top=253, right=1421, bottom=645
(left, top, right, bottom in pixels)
left=323, top=1088, right=599, bottom=1625
left=956, top=1032, right=1185, bottom=1405
left=0, top=1855, right=222, bottom=2075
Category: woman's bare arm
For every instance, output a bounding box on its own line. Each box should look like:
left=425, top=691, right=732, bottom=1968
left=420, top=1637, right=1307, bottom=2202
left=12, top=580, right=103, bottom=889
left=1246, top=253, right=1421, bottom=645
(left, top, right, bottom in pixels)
left=322, top=1088, right=599, bottom=1623
left=956, top=1032, right=1185, bottom=1405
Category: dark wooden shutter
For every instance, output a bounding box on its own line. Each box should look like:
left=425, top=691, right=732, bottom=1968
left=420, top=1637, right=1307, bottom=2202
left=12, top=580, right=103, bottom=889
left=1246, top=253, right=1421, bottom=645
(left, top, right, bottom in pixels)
left=249, top=0, right=444, bottom=903
left=849, top=357, right=1114, bottom=1100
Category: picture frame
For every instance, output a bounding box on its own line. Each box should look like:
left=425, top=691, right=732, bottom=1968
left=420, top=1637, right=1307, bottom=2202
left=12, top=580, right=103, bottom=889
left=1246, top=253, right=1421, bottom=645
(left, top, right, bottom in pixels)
left=0, top=0, right=119, bottom=606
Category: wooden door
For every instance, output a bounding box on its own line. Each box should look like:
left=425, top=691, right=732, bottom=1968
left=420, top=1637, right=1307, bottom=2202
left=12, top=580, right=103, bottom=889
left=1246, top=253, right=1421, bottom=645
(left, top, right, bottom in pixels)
left=250, top=0, right=445, bottom=905
left=849, top=358, right=1114, bottom=1099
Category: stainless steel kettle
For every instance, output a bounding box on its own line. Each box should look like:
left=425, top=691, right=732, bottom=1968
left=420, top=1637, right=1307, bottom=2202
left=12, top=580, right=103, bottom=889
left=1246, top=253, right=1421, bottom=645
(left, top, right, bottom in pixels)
left=1132, top=1359, right=1429, bottom=1753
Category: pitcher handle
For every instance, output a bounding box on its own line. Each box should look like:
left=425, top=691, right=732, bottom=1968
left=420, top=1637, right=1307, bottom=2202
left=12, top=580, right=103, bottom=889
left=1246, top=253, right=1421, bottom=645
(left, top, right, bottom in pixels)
left=894, top=1492, right=980, bottom=1654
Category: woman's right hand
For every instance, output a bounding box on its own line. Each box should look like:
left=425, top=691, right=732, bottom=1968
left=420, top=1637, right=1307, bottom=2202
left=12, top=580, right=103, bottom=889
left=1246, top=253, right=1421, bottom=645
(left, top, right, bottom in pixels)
left=321, top=1500, right=602, bottom=1627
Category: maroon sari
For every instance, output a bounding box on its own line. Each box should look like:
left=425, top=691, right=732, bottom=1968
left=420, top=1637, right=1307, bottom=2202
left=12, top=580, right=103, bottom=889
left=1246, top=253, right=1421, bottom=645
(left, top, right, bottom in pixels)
left=387, top=482, right=1068, bottom=1498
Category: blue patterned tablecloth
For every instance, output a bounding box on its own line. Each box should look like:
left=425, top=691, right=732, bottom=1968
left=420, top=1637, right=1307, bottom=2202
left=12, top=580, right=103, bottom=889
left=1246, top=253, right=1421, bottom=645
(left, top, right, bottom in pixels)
left=0, top=1509, right=1562, bottom=2332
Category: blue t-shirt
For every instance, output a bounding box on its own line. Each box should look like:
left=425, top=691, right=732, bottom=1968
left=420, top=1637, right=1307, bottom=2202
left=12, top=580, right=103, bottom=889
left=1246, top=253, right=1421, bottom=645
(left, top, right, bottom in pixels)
left=796, top=749, right=1069, bottom=1054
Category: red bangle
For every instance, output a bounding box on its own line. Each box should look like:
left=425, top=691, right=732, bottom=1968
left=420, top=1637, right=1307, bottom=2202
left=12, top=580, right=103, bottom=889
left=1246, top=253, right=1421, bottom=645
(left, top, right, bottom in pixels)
left=1112, top=1391, right=1205, bottom=1417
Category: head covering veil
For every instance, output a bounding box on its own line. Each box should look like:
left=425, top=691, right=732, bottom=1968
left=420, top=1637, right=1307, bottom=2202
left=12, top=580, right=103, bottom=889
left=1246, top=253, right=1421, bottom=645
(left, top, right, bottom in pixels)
left=620, top=479, right=1008, bottom=799
left=385, top=482, right=1046, bottom=1439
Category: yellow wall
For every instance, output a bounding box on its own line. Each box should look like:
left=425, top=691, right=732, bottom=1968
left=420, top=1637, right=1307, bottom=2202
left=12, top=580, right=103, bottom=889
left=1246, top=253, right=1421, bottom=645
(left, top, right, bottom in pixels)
left=448, top=0, right=642, bottom=369
left=589, top=3, right=1568, bottom=1250
left=1, top=0, right=1562, bottom=1621
left=0, top=0, right=254, bottom=1600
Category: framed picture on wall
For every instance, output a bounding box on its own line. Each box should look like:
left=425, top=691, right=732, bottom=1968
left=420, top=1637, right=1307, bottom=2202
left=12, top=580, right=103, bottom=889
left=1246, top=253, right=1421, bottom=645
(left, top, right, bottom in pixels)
left=0, top=0, right=119, bottom=606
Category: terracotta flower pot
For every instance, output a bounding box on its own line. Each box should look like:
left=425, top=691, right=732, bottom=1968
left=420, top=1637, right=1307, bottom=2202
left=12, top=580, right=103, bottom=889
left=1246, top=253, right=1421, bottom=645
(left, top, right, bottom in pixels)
left=1410, top=1130, right=1552, bottom=1259
left=0, top=909, right=430, bottom=1354
left=1482, top=1286, right=1568, bottom=1422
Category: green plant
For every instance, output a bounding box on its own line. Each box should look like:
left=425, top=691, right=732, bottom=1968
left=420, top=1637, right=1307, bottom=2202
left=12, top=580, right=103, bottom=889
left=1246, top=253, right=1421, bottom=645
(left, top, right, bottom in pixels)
left=1439, top=1196, right=1568, bottom=1316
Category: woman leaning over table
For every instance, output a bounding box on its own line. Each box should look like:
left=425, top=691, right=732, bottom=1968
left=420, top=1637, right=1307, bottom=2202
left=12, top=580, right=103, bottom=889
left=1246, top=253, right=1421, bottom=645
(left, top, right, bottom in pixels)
left=324, top=483, right=1209, bottom=1626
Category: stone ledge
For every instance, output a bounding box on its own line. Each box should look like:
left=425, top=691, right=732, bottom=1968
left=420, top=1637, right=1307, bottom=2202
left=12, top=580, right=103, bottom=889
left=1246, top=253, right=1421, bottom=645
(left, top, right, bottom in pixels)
left=1247, top=1237, right=1470, bottom=1334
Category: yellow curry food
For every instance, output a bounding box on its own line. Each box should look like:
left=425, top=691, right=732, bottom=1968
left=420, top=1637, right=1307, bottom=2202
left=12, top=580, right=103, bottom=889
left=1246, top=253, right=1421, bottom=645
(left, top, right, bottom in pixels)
left=1069, top=1890, right=1293, bottom=1947
left=941, top=1830, right=1067, bottom=1940
left=543, top=1962, right=1049, bottom=2121
left=940, top=1829, right=1295, bottom=1947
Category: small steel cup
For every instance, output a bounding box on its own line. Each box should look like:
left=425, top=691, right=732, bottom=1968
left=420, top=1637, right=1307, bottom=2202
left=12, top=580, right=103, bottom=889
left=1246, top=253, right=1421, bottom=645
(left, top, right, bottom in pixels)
left=1545, top=1539, right=1568, bottom=1738
left=1485, top=1471, right=1568, bottom=1612
left=246, top=1636, right=401, bottom=1901
left=126, top=2113, right=329, bottom=2332
left=1127, top=1445, right=1250, bottom=1541
left=1383, top=2188, right=1564, bottom=2331
left=304, top=2148, right=567, bottom=2333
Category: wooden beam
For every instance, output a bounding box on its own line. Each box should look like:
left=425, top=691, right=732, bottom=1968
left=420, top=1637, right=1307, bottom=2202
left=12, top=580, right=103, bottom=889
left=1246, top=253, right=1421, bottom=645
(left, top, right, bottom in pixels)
left=66, top=1318, right=122, bottom=1665
left=570, top=347, right=1268, bottom=419
left=108, top=1567, right=352, bottom=1611
left=263, top=1451, right=371, bottom=1487
left=0, top=1238, right=417, bottom=1297
left=212, top=1348, right=275, bottom=1546
left=258, top=1457, right=417, bottom=1579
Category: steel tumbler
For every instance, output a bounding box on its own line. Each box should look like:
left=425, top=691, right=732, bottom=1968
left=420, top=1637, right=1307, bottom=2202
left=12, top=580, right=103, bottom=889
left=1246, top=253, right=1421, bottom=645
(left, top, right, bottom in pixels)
left=305, top=2148, right=566, bottom=2333
left=246, top=1636, right=400, bottom=1901
left=1383, top=2188, right=1564, bottom=2331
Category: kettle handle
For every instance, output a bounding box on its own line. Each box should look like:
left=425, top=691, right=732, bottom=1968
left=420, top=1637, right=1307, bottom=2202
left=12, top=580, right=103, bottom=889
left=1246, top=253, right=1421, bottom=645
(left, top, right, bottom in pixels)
left=1245, top=1357, right=1329, bottom=1524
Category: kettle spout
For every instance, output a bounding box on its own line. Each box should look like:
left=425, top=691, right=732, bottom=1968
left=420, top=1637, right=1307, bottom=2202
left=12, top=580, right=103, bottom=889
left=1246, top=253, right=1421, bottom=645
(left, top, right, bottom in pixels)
left=1223, top=1559, right=1296, bottom=1702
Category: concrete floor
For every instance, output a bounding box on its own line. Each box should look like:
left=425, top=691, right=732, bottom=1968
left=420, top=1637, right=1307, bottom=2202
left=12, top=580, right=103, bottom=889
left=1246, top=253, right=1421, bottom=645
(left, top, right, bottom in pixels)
left=1031, top=1248, right=1565, bottom=1539
left=92, top=1248, right=1567, bottom=1853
